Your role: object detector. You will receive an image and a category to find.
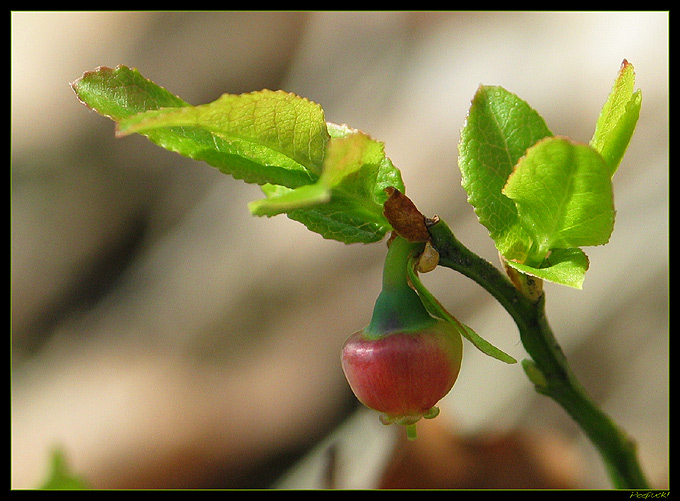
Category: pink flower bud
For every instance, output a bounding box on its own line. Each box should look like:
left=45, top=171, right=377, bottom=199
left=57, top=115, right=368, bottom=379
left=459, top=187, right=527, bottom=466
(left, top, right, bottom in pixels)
left=341, top=320, right=463, bottom=426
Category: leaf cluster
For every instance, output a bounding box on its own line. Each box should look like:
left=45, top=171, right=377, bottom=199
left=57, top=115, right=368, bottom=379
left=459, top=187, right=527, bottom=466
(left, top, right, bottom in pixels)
left=72, top=66, right=403, bottom=244
left=72, top=60, right=640, bottom=284
left=458, top=60, right=640, bottom=288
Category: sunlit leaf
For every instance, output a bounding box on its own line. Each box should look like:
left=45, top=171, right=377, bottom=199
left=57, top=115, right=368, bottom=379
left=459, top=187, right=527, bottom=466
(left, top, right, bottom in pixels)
left=504, top=247, right=590, bottom=289
left=251, top=127, right=404, bottom=243
left=590, top=59, right=642, bottom=175
left=72, top=66, right=406, bottom=244
left=503, top=137, right=615, bottom=259
left=117, top=89, right=329, bottom=182
left=458, top=85, right=552, bottom=262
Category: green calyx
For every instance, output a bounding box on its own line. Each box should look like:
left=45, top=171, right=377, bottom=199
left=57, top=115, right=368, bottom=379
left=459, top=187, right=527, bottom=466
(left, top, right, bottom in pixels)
left=365, top=236, right=436, bottom=338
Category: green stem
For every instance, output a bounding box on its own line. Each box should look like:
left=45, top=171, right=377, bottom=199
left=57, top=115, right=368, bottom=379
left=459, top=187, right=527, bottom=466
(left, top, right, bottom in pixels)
left=428, top=218, right=649, bottom=489
left=365, top=236, right=433, bottom=338
left=380, top=235, right=422, bottom=292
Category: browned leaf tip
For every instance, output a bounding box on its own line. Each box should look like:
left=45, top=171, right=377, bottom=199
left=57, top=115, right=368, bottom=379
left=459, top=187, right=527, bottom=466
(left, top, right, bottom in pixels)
left=383, top=187, right=430, bottom=242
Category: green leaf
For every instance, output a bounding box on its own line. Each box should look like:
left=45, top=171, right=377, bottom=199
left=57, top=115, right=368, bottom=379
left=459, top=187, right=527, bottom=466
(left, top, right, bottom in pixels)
left=249, top=126, right=379, bottom=216
left=286, top=193, right=393, bottom=243
left=73, top=66, right=404, bottom=244
left=504, top=247, right=590, bottom=289
left=117, top=89, right=329, bottom=184
left=407, top=256, right=517, bottom=364
left=590, top=60, right=642, bottom=175
left=114, top=92, right=325, bottom=189
left=458, top=85, right=553, bottom=262
left=40, top=448, right=89, bottom=490
left=251, top=126, right=404, bottom=243
left=71, top=65, right=189, bottom=120
left=72, top=67, right=325, bottom=188
left=503, top=137, right=615, bottom=260
left=248, top=182, right=331, bottom=217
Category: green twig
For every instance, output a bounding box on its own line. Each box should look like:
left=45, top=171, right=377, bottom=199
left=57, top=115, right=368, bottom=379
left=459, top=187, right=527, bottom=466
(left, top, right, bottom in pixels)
left=427, top=218, right=649, bottom=489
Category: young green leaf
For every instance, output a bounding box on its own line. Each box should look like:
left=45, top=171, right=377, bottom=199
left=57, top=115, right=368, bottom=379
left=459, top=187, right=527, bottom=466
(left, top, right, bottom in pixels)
left=251, top=127, right=405, bottom=243
left=249, top=127, right=380, bottom=216
left=590, top=59, right=642, bottom=176
left=458, top=85, right=553, bottom=262
left=71, top=65, right=189, bottom=120
left=285, top=193, right=393, bottom=243
left=504, top=247, right=590, bottom=289
left=72, top=67, right=325, bottom=188
left=73, top=66, right=405, bottom=244
left=503, top=137, right=615, bottom=260
left=327, top=123, right=405, bottom=204
left=117, top=89, right=329, bottom=181
left=114, top=90, right=327, bottom=189
left=248, top=182, right=331, bottom=217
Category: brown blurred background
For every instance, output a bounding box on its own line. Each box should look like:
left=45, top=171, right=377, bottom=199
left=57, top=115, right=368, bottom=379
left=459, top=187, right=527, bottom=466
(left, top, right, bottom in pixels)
left=11, top=12, right=668, bottom=489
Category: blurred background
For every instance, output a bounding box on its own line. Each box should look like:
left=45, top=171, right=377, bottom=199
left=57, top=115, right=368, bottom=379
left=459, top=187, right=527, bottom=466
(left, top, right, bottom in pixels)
left=11, top=12, right=668, bottom=489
